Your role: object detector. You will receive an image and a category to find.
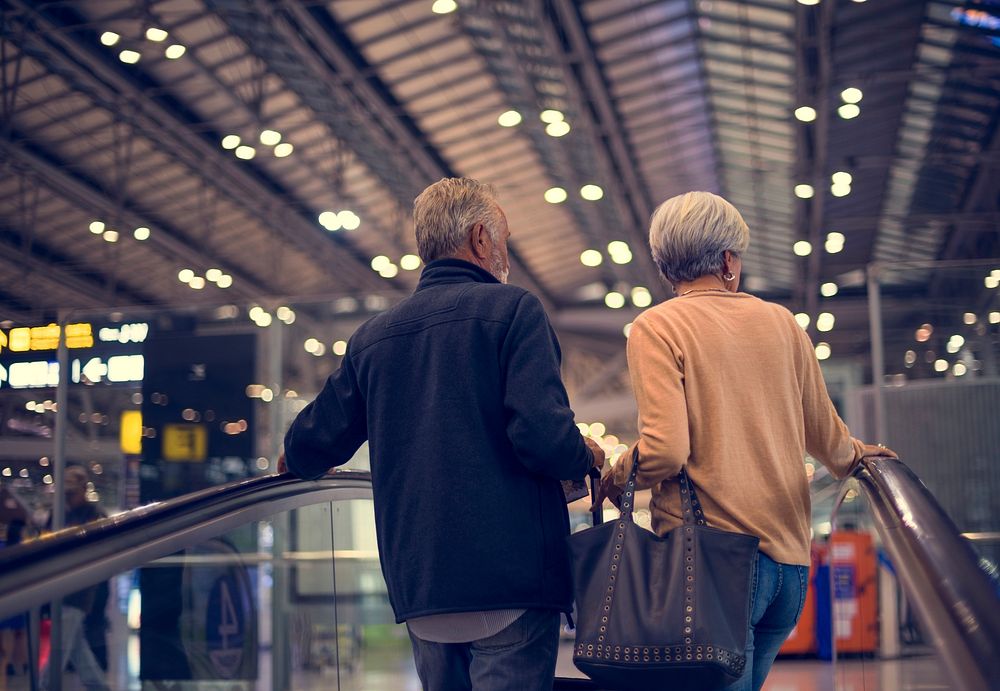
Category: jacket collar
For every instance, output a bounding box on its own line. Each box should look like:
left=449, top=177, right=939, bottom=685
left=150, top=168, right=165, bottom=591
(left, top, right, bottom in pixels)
left=416, top=258, right=500, bottom=291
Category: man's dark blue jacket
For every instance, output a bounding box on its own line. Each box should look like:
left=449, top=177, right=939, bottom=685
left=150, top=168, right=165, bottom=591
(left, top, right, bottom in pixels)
left=284, top=259, right=593, bottom=622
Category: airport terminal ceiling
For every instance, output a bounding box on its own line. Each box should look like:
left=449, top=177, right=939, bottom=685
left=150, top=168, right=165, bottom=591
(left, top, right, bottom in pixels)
left=1, top=0, right=999, bottom=424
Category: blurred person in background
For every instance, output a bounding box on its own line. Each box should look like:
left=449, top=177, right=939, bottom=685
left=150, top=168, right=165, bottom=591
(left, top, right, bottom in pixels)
left=595, top=191, right=896, bottom=691
left=282, top=177, right=604, bottom=691
left=1, top=485, right=31, bottom=677
left=41, top=465, right=110, bottom=691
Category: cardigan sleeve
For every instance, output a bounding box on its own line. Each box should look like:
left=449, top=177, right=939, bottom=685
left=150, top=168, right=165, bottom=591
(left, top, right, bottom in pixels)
left=612, top=315, right=690, bottom=490
left=795, top=325, right=864, bottom=479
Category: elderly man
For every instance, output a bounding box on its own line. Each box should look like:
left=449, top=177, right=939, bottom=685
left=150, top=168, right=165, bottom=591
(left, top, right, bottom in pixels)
left=283, top=177, right=603, bottom=690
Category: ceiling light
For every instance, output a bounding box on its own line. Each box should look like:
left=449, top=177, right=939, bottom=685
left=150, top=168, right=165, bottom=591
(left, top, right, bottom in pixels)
left=604, top=291, right=625, bottom=309
left=544, top=187, right=568, bottom=204
left=580, top=249, right=603, bottom=267
left=259, top=129, right=281, bottom=146
left=497, top=110, right=522, bottom=127
left=221, top=134, right=241, bottom=150
left=954, top=362, right=967, bottom=377
left=216, top=274, right=233, bottom=288
left=794, top=106, right=817, bottom=122
left=273, top=142, right=294, bottom=157
left=825, top=231, right=845, bottom=254
left=304, top=338, right=319, bottom=353
left=178, top=269, right=194, bottom=283
left=545, top=120, right=571, bottom=137
left=102, top=229, right=119, bottom=242
left=607, top=241, right=629, bottom=256
left=963, top=312, right=977, bottom=325
left=401, top=254, right=422, bottom=271
left=164, top=44, right=186, bottom=59
left=133, top=227, right=150, bottom=240
left=100, top=31, right=120, bottom=46
left=540, top=109, right=565, bottom=123
left=831, top=171, right=853, bottom=185
left=319, top=211, right=341, bottom=231
left=276, top=306, right=294, bottom=323
left=838, top=103, right=860, bottom=119
left=338, top=210, right=360, bottom=230
left=816, top=312, right=835, bottom=332
left=831, top=182, right=852, bottom=197
left=255, top=312, right=272, bottom=327
left=989, top=311, right=1000, bottom=324
left=379, top=264, right=399, bottom=279
left=840, top=87, right=863, bottom=103
left=89, top=220, right=106, bottom=234
left=431, top=0, right=458, bottom=13
left=794, top=184, right=814, bottom=199
left=623, top=323, right=633, bottom=338
left=793, top=241, right=812, bottom=256
left=332, top=340, right=347, bottom=356
left=821, top=282, right=838, bottom=297
left=235, top=145, right=256, bottom=160
left=794, top=313, right=810, bottom=329
left=189, top=276, right=206, bottom=290
left=580, top=184, right=604, bottom=201
left=206, top=268, right=223, bottom=282
left=797, top=0, right=820, bottom=5
left=249, top=306, right=264, bottom=320
left=371, top=256, right=391, bottom=272
left=934, top=359, right=948, bottom=373
left=985, top=275, right=999, bottom=289
left=904, top=350, right=916, bottom=366
left=119, top=49, right=141, bottom=64
left=631, top=287, right=652, bottom=308
left=145, top=27, right=168, bottom=42
left=815, top=342, right=831, bottom=360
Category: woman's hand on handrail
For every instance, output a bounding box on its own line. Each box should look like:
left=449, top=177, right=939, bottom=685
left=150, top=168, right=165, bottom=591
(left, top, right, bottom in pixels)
left=860, top=443, right=899, bottom=459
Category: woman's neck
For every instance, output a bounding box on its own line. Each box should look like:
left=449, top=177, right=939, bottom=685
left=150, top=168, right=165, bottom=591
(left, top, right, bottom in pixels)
left=673, top=275, right=729, bottom=296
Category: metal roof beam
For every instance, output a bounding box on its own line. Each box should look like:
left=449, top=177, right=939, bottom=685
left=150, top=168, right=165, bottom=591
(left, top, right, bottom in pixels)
left=8, top=0, right=385, bottom=294
left=0, top=138, right=274, bottom=302
left=207, top=0, right=556, bottom=305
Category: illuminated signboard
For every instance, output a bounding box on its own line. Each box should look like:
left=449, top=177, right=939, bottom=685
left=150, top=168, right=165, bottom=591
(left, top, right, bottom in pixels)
left=0, top=322, right=149, bottom=390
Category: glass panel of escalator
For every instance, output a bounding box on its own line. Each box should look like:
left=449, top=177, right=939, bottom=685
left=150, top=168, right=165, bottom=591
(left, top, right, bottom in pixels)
left=327, top=497, right=418, bottom=691
left=13, top=503, right=342, bottom=691
left=825, top=481, right=955, bottom=691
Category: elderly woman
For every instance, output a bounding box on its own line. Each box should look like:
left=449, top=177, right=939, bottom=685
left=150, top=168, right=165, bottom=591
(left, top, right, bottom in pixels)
left=597, top=191, right=895, bottom=691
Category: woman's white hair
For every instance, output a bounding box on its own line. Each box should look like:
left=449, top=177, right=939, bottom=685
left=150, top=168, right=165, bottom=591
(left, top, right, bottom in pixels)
left=413, top=178, right=504, bottom=262
left=647, top=191, right=750, bottom=284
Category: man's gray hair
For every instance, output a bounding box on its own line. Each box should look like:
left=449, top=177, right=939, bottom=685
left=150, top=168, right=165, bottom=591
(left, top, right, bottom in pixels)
left=413, top=178, right=503, bottom=262
left=647, top=191, right=750, bottom=284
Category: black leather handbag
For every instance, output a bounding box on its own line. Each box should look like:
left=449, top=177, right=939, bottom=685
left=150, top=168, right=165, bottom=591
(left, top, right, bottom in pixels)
left=568, top=453, right=760, bottom=690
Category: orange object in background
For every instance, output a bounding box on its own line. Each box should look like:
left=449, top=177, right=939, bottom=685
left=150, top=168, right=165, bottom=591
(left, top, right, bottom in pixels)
left=779, top=547, right=819, bottom=655
left=829, top=531, right=878, bottom=654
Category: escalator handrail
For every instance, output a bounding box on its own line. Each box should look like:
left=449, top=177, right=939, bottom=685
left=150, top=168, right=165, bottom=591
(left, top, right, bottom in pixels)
left=832, top=456, right=1000, bottom=691
left=0, top=470, right=373, bottom=621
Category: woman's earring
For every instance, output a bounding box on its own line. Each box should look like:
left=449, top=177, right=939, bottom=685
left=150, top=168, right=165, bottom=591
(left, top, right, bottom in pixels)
left=723, top=271, right=735, bottom=282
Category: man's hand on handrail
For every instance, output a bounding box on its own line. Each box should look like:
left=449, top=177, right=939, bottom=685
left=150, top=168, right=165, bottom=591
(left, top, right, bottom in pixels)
left=277, top=453, right=287, bottom=474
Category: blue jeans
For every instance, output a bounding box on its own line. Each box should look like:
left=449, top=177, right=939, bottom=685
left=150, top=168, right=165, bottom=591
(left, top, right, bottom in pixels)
left=725, top=553, right=809, bottom=691
left=407, top=609, right=560, bottom=691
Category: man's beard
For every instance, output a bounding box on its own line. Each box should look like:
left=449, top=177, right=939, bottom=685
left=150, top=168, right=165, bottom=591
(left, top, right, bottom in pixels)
left=489, top=249, right=509, bottom=284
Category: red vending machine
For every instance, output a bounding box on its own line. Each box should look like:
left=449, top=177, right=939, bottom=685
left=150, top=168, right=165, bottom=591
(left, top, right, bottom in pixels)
left=829, top=531, right=878, bottom=654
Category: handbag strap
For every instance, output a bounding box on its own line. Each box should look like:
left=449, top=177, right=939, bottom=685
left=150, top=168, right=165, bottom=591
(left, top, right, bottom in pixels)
left=624, top=447, right=707, bottom=526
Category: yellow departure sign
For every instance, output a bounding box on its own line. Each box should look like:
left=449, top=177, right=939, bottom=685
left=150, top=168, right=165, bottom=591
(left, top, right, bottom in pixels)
left=163, top=424, right=208, bottom=462
left=0, top=323, right=94, bottom=353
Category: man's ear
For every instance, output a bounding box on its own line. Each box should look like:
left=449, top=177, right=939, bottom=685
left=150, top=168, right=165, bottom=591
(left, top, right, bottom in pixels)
left=469, top=222, right=490, bottom=261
